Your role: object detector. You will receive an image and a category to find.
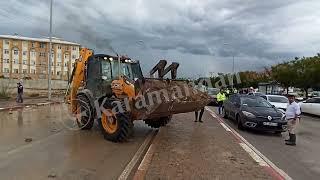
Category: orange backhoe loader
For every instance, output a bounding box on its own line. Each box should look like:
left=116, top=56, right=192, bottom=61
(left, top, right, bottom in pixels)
left=65, top=48, right=209, bottom=142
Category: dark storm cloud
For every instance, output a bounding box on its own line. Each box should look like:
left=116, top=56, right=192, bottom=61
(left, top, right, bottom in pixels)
left=1, top=0, right=319, bottom=76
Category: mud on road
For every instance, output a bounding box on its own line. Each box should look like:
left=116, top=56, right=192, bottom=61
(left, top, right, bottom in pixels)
left=145, top=111, right=273, bottom=180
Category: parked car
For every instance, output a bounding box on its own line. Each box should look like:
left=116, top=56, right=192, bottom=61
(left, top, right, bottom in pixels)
left=312, top=91, right=320, bottom=97
left=207, top=88, right=219, bottom=106
left=299, top=97, right=320, bottom=116
left=262, top=95, right=289, bottom=113
left=247, top=92, right=265, bottom=96
left=223, top=94, right=287, bottom=133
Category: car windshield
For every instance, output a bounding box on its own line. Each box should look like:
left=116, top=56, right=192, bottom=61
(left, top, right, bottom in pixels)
left=208, top=88, right=219, bottom=95
left=242, top=97, right=273, bottom=108
left=268, top=96, right=289, bottom=103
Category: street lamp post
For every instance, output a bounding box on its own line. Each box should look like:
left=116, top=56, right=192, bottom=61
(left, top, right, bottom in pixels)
left=224, top=43, right=235, bottom=88
left=48, top=0, right=53, bottom=101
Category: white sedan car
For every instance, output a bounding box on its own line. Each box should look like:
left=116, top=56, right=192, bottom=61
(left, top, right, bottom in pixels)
left=261, top=95, right=289, bottom=112
left=299, top=97, right=320, bottom=116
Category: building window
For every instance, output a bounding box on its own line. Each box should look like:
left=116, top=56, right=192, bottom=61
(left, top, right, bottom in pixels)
left=64, top=62, right=68, bottom=67
left=13, top=59, right=18, bottom=64
left=57, top=62, right=61, bottom=66
left=13, top=49, right=19, bottom=55
left=57, top=71, right=60, bottom=76
left=22, top=69, right=27, bottom=74
left=31, top=69, right=36, bottom=74
left=57, top=45, right=61, bottom=49
left=4, top=49, right=9, bottom=54
left=72, top=46, right=77, bottom=51
left=39, top=52, right=46, bottom=57
left=31, top=60, right=36, bottom=65
left=40, top=43, right=46, bottom=48
left=66, top=46, right=69, bottom=51
left=57, top=53, right=61, bottom=58
left=23, top=51, right=27, bottom=56
left=31, top=42, right=35, bottom=48
left=31, top=51, right=36, bottom=57
left=3, top=59, right=10, bottom=63
left=14, top=69, right=19, bottom=73
left=5, top=40, right=9, bottom=45
left=23, top=60, right=27, bottom=65
left=4, top=68, right=10, bottom=73
left=72, top=55, right=77, bottom=59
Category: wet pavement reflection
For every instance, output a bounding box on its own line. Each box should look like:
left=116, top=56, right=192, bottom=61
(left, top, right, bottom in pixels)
left=0, top=104, right=151, bottom=180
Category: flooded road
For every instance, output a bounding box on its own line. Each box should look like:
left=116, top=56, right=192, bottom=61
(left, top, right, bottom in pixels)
left=0, top=104, right=151, bottom=180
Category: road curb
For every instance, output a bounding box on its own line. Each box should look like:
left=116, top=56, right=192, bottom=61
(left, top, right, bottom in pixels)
left=118, top=129, right=158, bottom=180
left=205, top=107, right=292, bottom=180
left=0, top=101, right=62, bottom=112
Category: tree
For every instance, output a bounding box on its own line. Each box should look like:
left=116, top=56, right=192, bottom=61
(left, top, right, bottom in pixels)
left=271, top=62, right=296, bottom=94
left=293, top=56, right=320, bottom=98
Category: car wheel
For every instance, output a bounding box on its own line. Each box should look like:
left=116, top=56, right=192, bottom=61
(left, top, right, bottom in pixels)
left=223, top=109, right=228, bottom=119
left=237, top=114, right=245, bottom=130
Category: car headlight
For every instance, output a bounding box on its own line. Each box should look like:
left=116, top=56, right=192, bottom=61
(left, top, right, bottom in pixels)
left=242, top=111, right=256, bottom=118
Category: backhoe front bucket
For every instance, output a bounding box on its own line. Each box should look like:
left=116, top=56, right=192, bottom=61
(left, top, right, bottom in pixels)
left=132, top=78, right=210, bottom=120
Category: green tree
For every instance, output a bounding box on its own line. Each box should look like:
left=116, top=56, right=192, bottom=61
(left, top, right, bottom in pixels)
left=271, top=62, right=296, bottom=94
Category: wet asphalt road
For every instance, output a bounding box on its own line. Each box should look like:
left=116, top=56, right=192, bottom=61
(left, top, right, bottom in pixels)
left=0, top=104, right=151, bottom=180
left=208, top=106, right=320, bottom=180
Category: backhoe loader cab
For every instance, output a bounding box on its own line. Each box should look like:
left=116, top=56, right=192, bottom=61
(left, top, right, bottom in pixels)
left=85, top=54, right=143, bottom=98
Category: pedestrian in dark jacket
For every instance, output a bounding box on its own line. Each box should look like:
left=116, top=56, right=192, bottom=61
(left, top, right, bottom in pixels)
left=16, top=82, right=23, bottom=103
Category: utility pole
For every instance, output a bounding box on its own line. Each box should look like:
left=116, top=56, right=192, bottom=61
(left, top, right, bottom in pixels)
left=232, top=54, right=235, bottom=75
left=224, top=43, right=235, bottom=88
left=48, top=0, right=53, bottom=101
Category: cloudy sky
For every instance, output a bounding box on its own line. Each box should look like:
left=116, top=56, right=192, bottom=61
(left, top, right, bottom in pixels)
left=1, top=0, right=320, bottom=78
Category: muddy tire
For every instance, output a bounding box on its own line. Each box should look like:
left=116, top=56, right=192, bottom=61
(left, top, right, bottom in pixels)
left=76, top=94, right=94, bottom=130
left=144, top=115, right=172, bottom=128
left=223, top=110, right=228, bottom=119
left=128, top=121, right=134, bottom=137
left=99, top=112, right=132, bottom=142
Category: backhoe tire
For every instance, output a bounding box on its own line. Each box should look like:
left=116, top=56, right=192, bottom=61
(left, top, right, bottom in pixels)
left=99, top=112, right=132, bottom=142
left=144, top=115, right=172, bottom=128
left=76, top=94, right=94, bottom=130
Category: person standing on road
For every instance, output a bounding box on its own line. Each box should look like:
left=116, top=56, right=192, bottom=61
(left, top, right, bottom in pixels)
left=16, top=82, right=24, bottom=103
left=285, top=94, right=301, bottom=146
left=194, top=82, right=207, bottom=123
left=217, top=89, right=226, bottom=115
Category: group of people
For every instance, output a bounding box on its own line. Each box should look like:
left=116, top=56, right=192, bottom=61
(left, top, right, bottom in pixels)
left=194, top=82, right=301, bottom=146
left=194, top=85, right=237, bottom=123
left=216, top=88, right=237, bottom=115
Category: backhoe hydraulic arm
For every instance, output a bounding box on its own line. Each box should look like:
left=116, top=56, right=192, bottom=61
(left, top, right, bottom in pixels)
left=65, top=48, right=93, bottom=111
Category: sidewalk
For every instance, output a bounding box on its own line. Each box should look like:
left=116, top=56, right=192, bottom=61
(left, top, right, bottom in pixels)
left=0, top=96, right=63, bottom=110
left=144, top=111, right=273, bottom=180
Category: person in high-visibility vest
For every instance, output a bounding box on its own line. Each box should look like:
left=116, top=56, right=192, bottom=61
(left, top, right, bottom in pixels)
left=217, top=89, right=226, bottom=114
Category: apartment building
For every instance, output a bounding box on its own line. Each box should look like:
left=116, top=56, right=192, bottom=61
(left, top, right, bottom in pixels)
left=0, top=35, right=81, bottom=80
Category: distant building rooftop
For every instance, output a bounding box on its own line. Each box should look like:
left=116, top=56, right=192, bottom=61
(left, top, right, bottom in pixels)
left=0, top=35, right=80, bottom=46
